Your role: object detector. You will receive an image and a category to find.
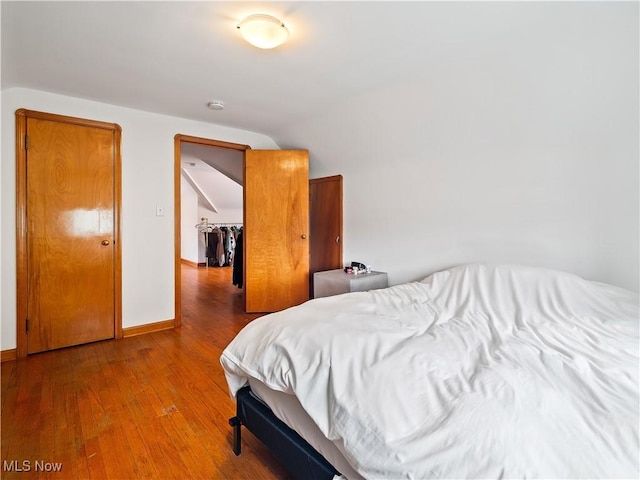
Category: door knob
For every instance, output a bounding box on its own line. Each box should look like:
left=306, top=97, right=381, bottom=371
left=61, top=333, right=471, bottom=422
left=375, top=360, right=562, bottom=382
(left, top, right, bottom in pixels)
left=101, top=240, right=110, bottom=246
left=301, top=234, right=307, bottom=239
left=336, top=236, right=340, bottom=244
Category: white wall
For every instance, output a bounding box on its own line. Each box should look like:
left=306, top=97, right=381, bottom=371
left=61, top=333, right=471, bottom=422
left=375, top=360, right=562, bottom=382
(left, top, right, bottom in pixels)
left=2, top=1, right=637, bottom=355
left=198, top=206, right=243, bottom=226
left=278, top=3, right=639, bottom=291
left=180, top=176, right=200, bottom=264
left=1, top=87, right=278, bottom=350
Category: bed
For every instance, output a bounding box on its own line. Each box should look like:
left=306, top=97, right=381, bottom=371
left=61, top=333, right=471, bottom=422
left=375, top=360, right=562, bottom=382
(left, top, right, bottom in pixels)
left=220, top=263, right=639, bottom=479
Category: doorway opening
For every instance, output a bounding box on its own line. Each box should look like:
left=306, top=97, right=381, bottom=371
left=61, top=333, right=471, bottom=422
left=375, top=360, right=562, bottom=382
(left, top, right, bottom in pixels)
left=174, top=135, right=249, bottom=328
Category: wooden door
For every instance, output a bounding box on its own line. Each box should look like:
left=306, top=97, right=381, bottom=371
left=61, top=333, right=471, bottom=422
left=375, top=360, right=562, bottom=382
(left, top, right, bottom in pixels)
left=244, top=150, right=309, bottom=312
left=309, top=175, right=343, bottom=296
left=17, top=110, right=121, bottom=355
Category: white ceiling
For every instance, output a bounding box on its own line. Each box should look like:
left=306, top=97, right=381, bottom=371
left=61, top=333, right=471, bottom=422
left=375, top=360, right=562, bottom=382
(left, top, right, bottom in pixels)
left=1, top=1, right=611, bottom=213
left=1, top=1, right=544, bottom=139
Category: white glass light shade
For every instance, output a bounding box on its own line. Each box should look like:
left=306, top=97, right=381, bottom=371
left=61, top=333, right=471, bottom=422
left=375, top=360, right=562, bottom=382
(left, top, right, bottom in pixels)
left=237, top=14, right=289, bottom=49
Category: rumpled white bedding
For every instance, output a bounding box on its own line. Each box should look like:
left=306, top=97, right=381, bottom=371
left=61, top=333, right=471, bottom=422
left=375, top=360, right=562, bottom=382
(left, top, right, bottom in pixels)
left=220, top=264, right=639, bottom=479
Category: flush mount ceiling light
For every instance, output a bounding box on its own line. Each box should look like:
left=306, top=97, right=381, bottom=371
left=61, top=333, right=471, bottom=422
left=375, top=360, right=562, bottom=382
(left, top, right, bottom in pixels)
left=237, top=14, right=289, bottom=49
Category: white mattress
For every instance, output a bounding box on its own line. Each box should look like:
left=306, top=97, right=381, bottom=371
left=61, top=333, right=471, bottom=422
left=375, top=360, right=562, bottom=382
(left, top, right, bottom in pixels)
left=248, top=377, right=364, bottom=480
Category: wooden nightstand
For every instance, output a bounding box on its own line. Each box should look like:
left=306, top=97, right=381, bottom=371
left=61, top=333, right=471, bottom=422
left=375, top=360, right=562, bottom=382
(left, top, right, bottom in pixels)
left=313, top=269, right=389, bottom=298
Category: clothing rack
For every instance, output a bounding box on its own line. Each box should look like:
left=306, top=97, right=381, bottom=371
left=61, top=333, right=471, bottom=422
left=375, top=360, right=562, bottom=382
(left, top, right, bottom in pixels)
left=195, top=221, right=242, bottom=232
left=196, top=220, right=242, bottom=270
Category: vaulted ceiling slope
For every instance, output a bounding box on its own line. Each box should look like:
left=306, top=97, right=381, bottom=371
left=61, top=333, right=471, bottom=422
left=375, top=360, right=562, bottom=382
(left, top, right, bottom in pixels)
left=3, top=1, right=619, bottom=143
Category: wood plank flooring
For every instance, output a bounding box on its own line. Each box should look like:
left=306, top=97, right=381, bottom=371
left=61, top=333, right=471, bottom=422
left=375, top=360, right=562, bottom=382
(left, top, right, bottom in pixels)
left=1, top=265, right=293, bottom=479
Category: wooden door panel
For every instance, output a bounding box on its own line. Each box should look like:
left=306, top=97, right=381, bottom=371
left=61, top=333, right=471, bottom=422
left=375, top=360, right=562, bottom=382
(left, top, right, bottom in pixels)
left=26, top=117, right=115, bottom=353
left=309, top=175, right=343, bottom=296
left=244, top=150, right=309, bottom=312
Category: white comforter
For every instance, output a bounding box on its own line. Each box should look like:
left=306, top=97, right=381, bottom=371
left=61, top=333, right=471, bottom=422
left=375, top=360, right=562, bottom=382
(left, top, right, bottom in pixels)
left=220, top=264, right=639, bottom=479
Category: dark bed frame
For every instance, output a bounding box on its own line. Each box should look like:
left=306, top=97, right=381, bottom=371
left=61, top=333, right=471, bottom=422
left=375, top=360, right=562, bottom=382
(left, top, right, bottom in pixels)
left=229, top=386, right=341, bottom=480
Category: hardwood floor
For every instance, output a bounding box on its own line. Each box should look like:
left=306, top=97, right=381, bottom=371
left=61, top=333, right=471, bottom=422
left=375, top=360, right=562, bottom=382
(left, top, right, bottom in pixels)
left=1, top=265, right=293, bottom=479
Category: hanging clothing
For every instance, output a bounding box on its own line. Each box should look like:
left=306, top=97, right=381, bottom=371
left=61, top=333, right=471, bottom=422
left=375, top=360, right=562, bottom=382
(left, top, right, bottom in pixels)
left=206, top=230, right=218, bottom=266
left=214, top=227, right=225, bottom=266
left=233, top=230, right=243, bottom=288
left=225, top=227, right=237, bottom=267
left=197, top=222, right=242, bottom=267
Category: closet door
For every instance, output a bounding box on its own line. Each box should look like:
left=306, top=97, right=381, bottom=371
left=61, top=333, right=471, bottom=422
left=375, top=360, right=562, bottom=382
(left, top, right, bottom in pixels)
left=244, top=150, right=309, bottom=312
left=309, top=175, right=343, bottom=296
left=17, top=110, right=121, bottom=355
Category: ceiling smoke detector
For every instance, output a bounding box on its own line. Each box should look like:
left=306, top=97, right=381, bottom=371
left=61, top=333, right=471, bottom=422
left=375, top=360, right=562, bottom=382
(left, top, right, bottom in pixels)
left=207, top=101, right=224, bottom=110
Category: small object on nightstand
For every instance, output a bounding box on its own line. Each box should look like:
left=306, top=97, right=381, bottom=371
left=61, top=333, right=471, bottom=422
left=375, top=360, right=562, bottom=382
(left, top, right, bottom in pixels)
left=314, top=269, right=389, bottom=298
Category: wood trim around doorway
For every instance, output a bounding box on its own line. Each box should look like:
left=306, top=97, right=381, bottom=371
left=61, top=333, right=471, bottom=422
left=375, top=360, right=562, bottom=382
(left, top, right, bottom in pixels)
left=173, top=134, right=250, bottom=328
left=14, top=109, right=123, bottom=358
